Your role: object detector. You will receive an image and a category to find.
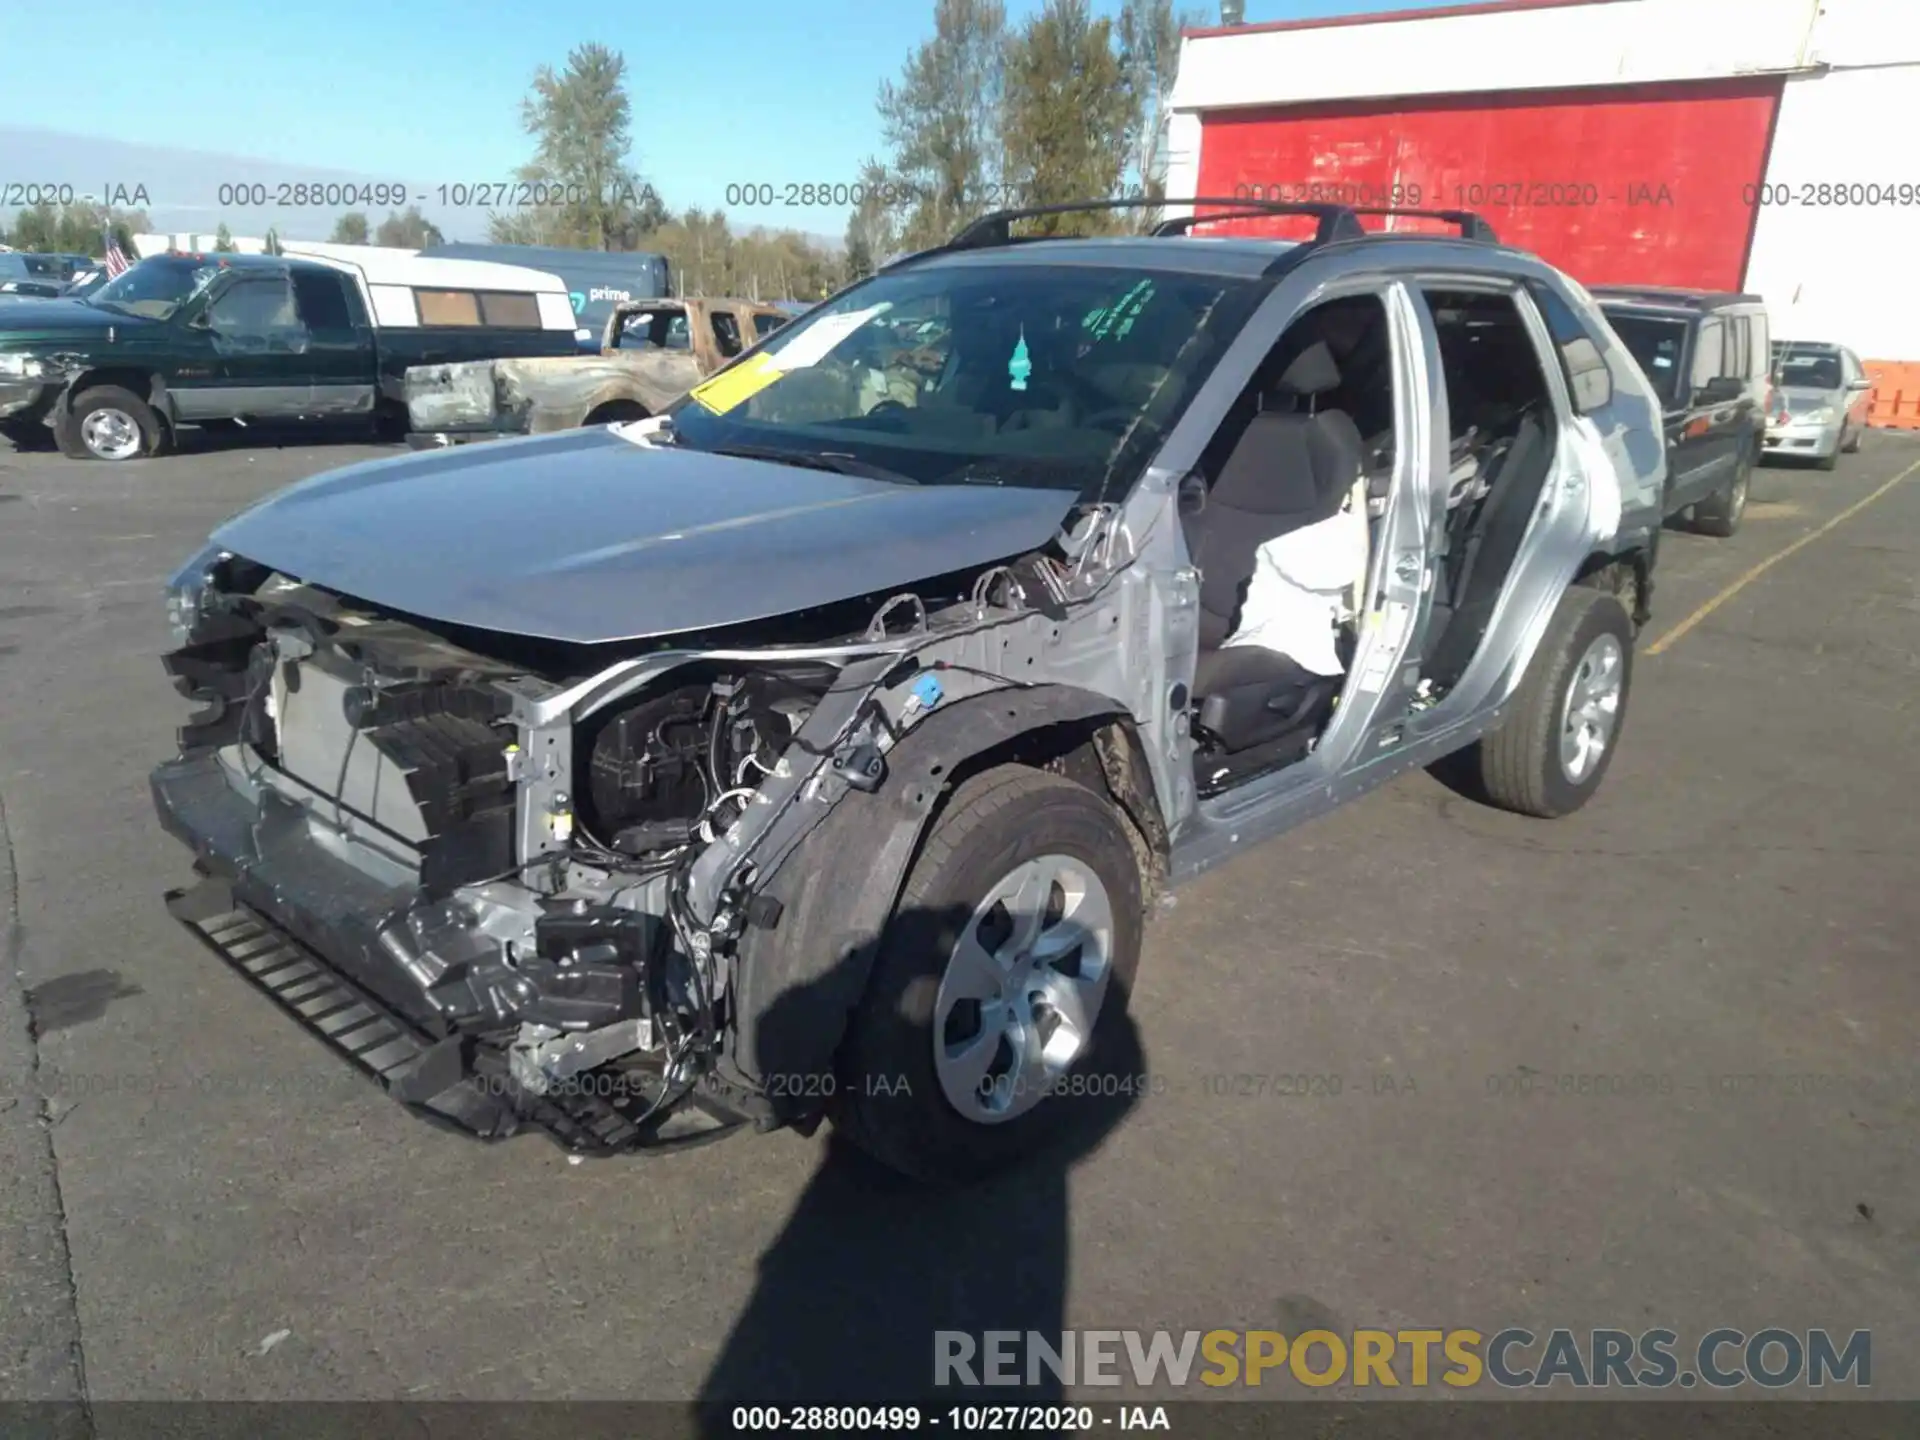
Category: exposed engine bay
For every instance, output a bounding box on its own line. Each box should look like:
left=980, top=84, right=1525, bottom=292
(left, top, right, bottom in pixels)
left=150, top=504, right=1166, bottom=1154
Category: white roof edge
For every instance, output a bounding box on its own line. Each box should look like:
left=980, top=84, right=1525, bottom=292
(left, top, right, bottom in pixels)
left=282, top=242, right=567, bottom=294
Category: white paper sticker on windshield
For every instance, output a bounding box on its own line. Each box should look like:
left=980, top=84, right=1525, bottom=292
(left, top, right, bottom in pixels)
left=610, top=413, right=676, bottom=447
left=766, top=302, right=893, bottom=371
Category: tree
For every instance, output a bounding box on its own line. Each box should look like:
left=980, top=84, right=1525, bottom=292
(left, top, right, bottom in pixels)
left=843, top=157, right=903, bottom=281
left=1001, top=0, right=1135, bottom=235
left=330, top=211, right=371, bottom=245
left=877, top=0, right=1008, bottom=252
left=375, top=206, right=444, bottom=248
left=9, top=201, right=58, bottom=252
left=640, top=208, right=841, bottom=301
left=490, top=43, right=664, bottom=250
left=213, top=223, right=237, bottom=253
left=9, top=200, right=150, bottom=255
left=1118, top=0, right=1202, bottom=228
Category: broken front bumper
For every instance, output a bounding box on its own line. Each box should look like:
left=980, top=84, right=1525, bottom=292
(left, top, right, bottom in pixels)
left=0, top=380, right=56, bottom=424
left=150, top=751, right=744, bottom=1153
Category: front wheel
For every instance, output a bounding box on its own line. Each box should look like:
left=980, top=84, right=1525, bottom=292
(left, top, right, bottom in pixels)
left=1472, top=588, right=1634, bottom=819
left=1692, top=453, right=1750, bottom=537
left=833, top=765, right=1145, bottom=1185
left=59, top=385, right=166, bottom=462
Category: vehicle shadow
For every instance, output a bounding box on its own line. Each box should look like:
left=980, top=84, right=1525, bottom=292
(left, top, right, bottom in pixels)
left=696, top=897, right=1147, bottom=1429
left=169, top=417, right=401, bottom=456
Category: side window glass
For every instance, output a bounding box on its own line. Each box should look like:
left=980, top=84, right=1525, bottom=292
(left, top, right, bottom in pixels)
left=1691, top=319, right=1724, bottom=392
left=208, top=277, right=308, bottom=354
left=291, top=270, right=353, bottom=332
left=752, top=311, right=789, bottom=339
left=1726, top=317, right=1748, bottom=380
left=712, top=311, right=744, bottom=358
left=414, top=289, right=482, bottom=326
left=1525, top=281, right=1611, bottom=413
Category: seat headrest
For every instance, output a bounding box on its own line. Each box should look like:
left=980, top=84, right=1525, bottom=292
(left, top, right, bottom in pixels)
left=1276, top=341, right=1341, bottom=398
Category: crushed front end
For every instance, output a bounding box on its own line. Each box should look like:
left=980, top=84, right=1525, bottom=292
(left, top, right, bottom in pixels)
left=149, top=488, right=1144, bottom=1157
left=149, top=550, right=844, bottom=1153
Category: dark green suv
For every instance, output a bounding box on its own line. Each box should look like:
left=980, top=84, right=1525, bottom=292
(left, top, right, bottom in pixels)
left=0, top=251, right=580, bottom=461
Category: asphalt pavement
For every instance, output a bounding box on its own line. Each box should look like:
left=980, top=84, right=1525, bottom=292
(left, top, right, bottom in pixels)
left=1, top=425, right=1916, bottom=1412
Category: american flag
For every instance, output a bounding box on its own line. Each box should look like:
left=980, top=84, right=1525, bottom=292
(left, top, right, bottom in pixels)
left=102, top=231, right=131, bottom=278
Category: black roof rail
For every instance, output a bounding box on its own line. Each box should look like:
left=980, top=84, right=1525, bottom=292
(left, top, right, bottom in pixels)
left=1341, top=207, right=1499, bottom=243
left=890, top=196, right=1499, bottom=271
left=1149, top=204, right=1366, bottom=239
left=943, top=197, right=1369, bottom=251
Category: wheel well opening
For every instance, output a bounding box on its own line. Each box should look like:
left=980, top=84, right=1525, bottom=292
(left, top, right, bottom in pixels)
left=583, top=399, right=649, bottom=427
left=1575, top=549, right=1651, bottom=629
left=934, top=716, right=1169, bottom=904
left=71, top=369, right=162, bottom=409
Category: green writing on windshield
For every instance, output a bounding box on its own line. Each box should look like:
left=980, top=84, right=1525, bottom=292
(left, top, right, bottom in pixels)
left=1082, top=279, right=1155, bottom=345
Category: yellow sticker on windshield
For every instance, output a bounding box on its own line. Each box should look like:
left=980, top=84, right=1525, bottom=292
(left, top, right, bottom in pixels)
left=689, top=352, right=784, bottom=415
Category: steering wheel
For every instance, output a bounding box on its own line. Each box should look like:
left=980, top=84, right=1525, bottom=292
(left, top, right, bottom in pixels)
left=867, top=399, right=908, bottom=416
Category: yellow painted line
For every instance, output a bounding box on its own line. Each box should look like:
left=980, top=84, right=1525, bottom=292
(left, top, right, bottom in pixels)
left=1644, top=455, right=1920, bottom=656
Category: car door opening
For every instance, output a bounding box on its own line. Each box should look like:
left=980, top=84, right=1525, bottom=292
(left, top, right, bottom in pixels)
left=1185, top=294, right=1393, bottom=797
left=1416, top=288, right=1561, bottom=695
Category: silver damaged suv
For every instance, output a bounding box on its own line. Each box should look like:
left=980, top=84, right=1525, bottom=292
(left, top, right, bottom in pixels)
left=152, top=199, right=1668, bottom=1183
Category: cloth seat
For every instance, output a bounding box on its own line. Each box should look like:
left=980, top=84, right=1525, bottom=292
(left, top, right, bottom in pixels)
left=1185, top=341, right=1366, bottom=753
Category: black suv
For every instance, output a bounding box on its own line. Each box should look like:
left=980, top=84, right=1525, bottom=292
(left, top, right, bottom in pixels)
left=1592, top=286, right=1770, bottom=538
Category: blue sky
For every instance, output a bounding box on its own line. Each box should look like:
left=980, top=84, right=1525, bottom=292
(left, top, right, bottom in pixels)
left=0, top=0, right=1461, bottom=239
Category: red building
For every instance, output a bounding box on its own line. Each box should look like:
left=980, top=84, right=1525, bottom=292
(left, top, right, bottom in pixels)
left=1164, top=0, right=1920, bottom=426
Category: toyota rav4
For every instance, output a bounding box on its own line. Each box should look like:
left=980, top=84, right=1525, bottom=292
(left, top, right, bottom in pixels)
left=151, top=199, right=1666, bottom=1184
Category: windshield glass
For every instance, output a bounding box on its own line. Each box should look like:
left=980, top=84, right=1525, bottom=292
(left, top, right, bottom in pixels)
left=1602, top=311, right=1689, bottom=406
left=663, top=262, right=1267, bottom=499
left=1772, top=348, right=1842, bottom=390
left=63, top=268, right=110, bottom=298
left=91, top=257, right=224, bottom=319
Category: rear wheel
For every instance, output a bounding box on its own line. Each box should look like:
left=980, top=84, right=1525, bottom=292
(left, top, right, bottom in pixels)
left=833, top=765, right=1144, bottom=1185
left=1692, top=452, right=1750, bottom=537
left=59, top=385, right=165, bottom=462
left=1472, top=588, right=1634, bottom=819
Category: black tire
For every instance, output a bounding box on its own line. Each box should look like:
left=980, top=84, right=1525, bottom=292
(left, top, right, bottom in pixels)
left=58, top=384, right=165, bottom=462
left=1816, top=441, right=1840, bottom=471
left=1692, top=452, right=1750, bottom=537
left=1843, top=424, right=1863, bottom=454
left=832, top=764, right=1145, bottom=1186
left=1472, top=587, right=1634, bottom=819
left=371, top=400, right=409, bottom=443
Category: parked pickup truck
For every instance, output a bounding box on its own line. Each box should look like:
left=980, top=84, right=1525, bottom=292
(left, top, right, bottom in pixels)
left=402, top=296, right=795, bottom=446
left=0, top=249, right=581, bottom=461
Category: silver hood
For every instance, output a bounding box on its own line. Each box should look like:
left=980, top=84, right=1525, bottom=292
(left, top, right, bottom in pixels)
left=210, top=426, right=1080, bottom=644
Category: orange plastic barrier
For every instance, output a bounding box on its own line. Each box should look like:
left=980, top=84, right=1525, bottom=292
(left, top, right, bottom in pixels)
left=1863, top=361, right=1920, bottom=430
